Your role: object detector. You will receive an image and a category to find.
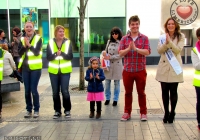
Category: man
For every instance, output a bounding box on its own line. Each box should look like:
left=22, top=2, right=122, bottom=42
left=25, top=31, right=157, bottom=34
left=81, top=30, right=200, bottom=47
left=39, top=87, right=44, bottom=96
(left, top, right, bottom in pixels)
left=119, top=15, right=151, bottom=121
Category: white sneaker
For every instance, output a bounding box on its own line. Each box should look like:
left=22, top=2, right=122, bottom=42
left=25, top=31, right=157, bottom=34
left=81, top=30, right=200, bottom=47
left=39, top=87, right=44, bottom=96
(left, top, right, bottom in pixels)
left=24, top=111, right=32, bottom=118
left=65, top=111, right=71, bottom=118
left=33, top=112, right=39, bottom=118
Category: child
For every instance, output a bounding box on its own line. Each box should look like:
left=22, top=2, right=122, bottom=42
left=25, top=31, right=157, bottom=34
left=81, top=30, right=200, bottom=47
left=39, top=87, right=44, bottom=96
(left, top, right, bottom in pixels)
left=85, top=56, right=105, bottom=119
left=100, top=51, right=110, bottom=71
left=191, top=27, right=200, bottom=130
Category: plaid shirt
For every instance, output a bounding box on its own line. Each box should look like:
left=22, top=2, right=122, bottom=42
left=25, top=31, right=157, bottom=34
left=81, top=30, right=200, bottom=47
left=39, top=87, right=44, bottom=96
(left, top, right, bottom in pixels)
left=118, top=33, right=151, bottom=72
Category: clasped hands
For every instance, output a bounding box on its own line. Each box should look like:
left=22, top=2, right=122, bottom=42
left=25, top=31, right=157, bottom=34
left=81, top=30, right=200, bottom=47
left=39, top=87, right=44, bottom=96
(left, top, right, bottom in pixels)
left=165, top=33, right=171, bottom=44
left=128, top=41, right=137, bottom=51
left=24, top=37, right=31, bottom=48
left=90, top=73, right=100, bottom=80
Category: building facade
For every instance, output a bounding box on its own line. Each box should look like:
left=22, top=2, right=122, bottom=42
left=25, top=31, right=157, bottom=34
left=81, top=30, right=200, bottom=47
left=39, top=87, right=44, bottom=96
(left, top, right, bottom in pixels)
left=1, top=0, right=200, bottom=67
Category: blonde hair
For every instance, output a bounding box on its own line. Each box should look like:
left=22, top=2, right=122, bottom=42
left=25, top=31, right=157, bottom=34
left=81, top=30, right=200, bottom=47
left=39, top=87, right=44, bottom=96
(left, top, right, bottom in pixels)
left=54, top=25, right=65, bottom=37
left=24, top=21, right=34, bottom=29
left=0, top=44, right=8, bottom=51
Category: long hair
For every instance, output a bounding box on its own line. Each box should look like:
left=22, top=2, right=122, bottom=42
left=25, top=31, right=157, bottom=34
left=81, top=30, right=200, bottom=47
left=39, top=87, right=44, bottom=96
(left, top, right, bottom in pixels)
left=109, top=27, right=123, bottom=42
left=12, top=27, right=21, bottom=35
left=164, top=18, right=181, bottom=42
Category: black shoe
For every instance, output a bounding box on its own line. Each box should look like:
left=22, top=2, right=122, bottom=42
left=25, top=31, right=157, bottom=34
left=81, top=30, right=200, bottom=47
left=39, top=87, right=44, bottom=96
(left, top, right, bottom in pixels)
left=112, top=101, right=117, bottom=106
left=168, top=112, right=175, bottom=123
left=104, top=100, right=110, bottom=105
left=96, top=111, right=101, bottom=119
left=163, top=112, right=169, bottom=123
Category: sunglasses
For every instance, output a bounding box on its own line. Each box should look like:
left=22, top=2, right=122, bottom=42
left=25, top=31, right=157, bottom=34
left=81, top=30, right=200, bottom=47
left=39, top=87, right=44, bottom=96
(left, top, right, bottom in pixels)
left=112, top=32, right=118, bottom=35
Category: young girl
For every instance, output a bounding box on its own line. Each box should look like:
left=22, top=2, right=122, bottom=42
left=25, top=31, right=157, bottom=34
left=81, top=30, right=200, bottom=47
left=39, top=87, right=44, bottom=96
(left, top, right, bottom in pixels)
left=85, top=56, right=105, bottom=119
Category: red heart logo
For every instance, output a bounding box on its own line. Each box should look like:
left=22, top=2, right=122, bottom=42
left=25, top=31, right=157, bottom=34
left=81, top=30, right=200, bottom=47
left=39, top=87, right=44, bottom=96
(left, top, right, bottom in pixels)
left=176, top=5, right=193, bottom=19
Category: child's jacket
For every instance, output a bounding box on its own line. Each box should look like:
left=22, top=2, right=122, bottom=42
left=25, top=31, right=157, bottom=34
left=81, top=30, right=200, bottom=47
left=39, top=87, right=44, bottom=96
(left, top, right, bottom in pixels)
left=85, top=68, right=105, bottom=92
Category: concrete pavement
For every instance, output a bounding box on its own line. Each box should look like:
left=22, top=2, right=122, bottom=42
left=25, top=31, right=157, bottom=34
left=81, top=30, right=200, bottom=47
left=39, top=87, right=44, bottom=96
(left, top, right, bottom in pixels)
left=0, top=64, right=200, bottom=140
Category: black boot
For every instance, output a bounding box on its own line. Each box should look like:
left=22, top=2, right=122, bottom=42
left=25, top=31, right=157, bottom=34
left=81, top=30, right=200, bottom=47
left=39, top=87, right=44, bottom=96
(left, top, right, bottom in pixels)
left=163, top=112, right=169, bottom=123
left=112, top=101, right=117, bottom=106
left=104, top=100, right=110, bottom=105
left=89, top=111, right=94, bottom=118
left=168, top=112, right=175, bottom=123
left=96, top=111, right=101, bottom=119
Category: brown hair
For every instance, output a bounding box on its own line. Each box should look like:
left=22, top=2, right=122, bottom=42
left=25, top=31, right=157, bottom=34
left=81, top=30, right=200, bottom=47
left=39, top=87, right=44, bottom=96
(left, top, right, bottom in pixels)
left=1, top=44, right=8, bottom=51
left=54, top=25, right=65, bottom=37
left=129, top=15, right=140, bottom=25
left=164, top=18, right=181, bottom=41
left=12, top=27, right=21, bottom=35
left=196, top=28, right=200, bottom=38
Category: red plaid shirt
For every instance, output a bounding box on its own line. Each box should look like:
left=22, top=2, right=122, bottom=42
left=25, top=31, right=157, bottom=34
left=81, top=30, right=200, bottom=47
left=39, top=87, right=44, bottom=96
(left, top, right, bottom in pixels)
left=118, top=33, right=151, bottom=72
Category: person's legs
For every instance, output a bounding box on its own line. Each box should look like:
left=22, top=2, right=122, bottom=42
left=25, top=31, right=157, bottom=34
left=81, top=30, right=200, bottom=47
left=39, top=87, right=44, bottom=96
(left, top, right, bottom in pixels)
left=89, top=101, right=95, bottom=118
left=96, top=101, right=102, bottom=119
left=169, top=83, right=178, bottom=113
left=30, top=70, right=41, bottom=113
left=195, top=87, right=200, bottom=125
left=13, top=56, right=19, bottom=70
left=122, top=70, right=134, bottom=115
left=135, top=69, right=147, bottom=115
left=161, top=82, right=170, bottom=122
left=22, top=70, right=32, bottom=113
left=49, top=73, right=61, bottom=113
left=60, top=73, right=71, bottom=113
left=113, top=80, right=120, bottom=101
left=104, top=79, right=111, bottom=103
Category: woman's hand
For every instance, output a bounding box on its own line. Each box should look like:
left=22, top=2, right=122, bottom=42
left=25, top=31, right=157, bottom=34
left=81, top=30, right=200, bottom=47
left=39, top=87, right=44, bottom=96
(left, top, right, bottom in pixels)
left=90, top=73, right=93, bottom=79
left=57, top=49, right=61, bottom=56
left=103, top=54, right=110, bottom=60
left=24, top=37, right=31, bottom=48
left=166, top=33, right=171, bottom=44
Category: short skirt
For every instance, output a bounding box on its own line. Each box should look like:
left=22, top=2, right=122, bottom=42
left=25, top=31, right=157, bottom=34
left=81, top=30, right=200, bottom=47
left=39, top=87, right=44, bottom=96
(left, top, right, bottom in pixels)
left=87, top=92, right=104, bottom=101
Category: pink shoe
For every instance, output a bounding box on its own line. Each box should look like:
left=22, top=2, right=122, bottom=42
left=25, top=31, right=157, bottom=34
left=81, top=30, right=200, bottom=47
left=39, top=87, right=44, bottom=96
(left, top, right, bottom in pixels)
left=121, top=113, right=131, bottom=121
left=140, top=114, right=147, bottom=121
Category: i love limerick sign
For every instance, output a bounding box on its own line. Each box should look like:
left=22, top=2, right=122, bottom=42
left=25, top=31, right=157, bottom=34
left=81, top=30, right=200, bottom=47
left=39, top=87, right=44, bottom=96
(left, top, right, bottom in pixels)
left=170, top=0, right=198, bottom=25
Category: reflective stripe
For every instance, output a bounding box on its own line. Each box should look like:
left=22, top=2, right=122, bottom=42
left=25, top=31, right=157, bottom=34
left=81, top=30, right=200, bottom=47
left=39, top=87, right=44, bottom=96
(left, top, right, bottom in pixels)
left=64, top=40, right=70, bottom=54
left=0, top=60, right=3, bottom=63
left=49, top=39, right=54, bottom=54
left=55, top=56, right=63, bottom=60
left=27, top=51, right=42, bottom=56
left=28, top=59, right=42, bottom=64
left=194, top=74, right=200, bottom=80
left=49, top=61, right=71, bottom=68
left=0, top=68, right=3, bottom=71
left=33, top=36, right=40, bottom=48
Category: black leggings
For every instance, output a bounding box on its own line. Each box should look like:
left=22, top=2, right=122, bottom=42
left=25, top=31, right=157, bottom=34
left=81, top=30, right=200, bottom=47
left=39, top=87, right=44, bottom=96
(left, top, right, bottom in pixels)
left=161, top=82, right=179, bottom=114
left=90, top=101, right=101, bottom=112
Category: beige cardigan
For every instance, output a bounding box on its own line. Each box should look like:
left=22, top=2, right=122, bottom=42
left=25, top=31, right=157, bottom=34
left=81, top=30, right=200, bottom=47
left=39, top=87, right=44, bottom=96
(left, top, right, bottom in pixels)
left=3, top=50, right=16, bottom=76
left=155, top=33, right=185, bottom=83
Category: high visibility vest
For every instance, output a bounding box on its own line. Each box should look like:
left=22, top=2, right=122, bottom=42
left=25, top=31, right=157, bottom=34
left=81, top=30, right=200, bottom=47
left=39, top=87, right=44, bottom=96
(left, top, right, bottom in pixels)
left=18, top=35, right=42, bottom=70
left=48, top=39, right=72, bottom=74
left=192, top=47, right=200, bottom=87
left=0, top=49, right=5, bottom=80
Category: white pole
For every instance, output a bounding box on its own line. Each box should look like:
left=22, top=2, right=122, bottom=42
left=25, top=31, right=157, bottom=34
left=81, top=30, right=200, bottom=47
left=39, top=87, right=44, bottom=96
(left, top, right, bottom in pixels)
left=49, top=0, right=51, bottom=39
left=6, top=0, right=11, bottom=42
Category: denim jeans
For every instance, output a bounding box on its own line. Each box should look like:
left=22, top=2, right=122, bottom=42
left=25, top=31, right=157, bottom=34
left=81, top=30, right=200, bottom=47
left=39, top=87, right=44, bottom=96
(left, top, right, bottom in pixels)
left=104, top=79, right=120, bottom=101
left=49, top=73, right=71, bottom=113
left=195, top=87, right=200, bottom=124
left=22, top=69, right=41, bottom=112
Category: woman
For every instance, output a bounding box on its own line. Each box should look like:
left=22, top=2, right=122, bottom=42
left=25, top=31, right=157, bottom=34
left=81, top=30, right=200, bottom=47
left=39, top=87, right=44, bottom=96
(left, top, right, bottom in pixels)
left=11, top=27, right=22, bottom=69
left=18, top=21, right=43, bottom=118
left=2, top=44, right=23, bottom=83
left=155, top=18, right=185, bottom=123
left=46, top=25, right=73, bottom=119
left=102, top=27, right=123, bottom=106
left=191, top=27, right=200, bottom=130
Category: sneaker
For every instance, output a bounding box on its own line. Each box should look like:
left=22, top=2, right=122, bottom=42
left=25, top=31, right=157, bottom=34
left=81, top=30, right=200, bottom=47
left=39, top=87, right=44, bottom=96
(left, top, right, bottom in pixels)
left=24, top=111, right=32, bottom=118
left=33, top=112, right=39, bottom=118
left=53, top=112, right=61, bottom=119
left=65, top=111, right=71, bottom=118
left=140, top=114, right=147, bottom=121
left=121, top=113, right=131, bottom=121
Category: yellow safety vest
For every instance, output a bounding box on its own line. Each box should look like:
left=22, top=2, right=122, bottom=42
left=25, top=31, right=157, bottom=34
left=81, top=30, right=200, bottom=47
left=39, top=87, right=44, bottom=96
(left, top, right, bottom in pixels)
left=18, top=35, right=43, bottom=70
left=0, top=49, right=5, bottom=80
left=48, top=39, right=72, bottom=74
left=192, top=47, right=200, bottom=87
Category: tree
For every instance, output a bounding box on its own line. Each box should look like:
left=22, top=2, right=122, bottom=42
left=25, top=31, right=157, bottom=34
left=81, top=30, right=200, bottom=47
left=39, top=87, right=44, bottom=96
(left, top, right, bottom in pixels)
left=77, top=0, right=88, bottom=90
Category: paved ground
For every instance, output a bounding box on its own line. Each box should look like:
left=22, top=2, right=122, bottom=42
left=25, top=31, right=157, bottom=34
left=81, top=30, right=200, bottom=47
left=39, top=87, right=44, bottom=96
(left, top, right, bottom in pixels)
left=0, top=64, right=200, bottom=140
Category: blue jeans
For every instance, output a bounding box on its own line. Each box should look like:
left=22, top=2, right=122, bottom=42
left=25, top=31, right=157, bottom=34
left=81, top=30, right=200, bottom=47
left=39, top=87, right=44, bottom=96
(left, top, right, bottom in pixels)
left=22, top=69, right=41, bottom=112
left=49, top=73, right=71, bottom=113
left=104, top=79, right=120, bottom=101
left=195, top=87, right=200, bottom=124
